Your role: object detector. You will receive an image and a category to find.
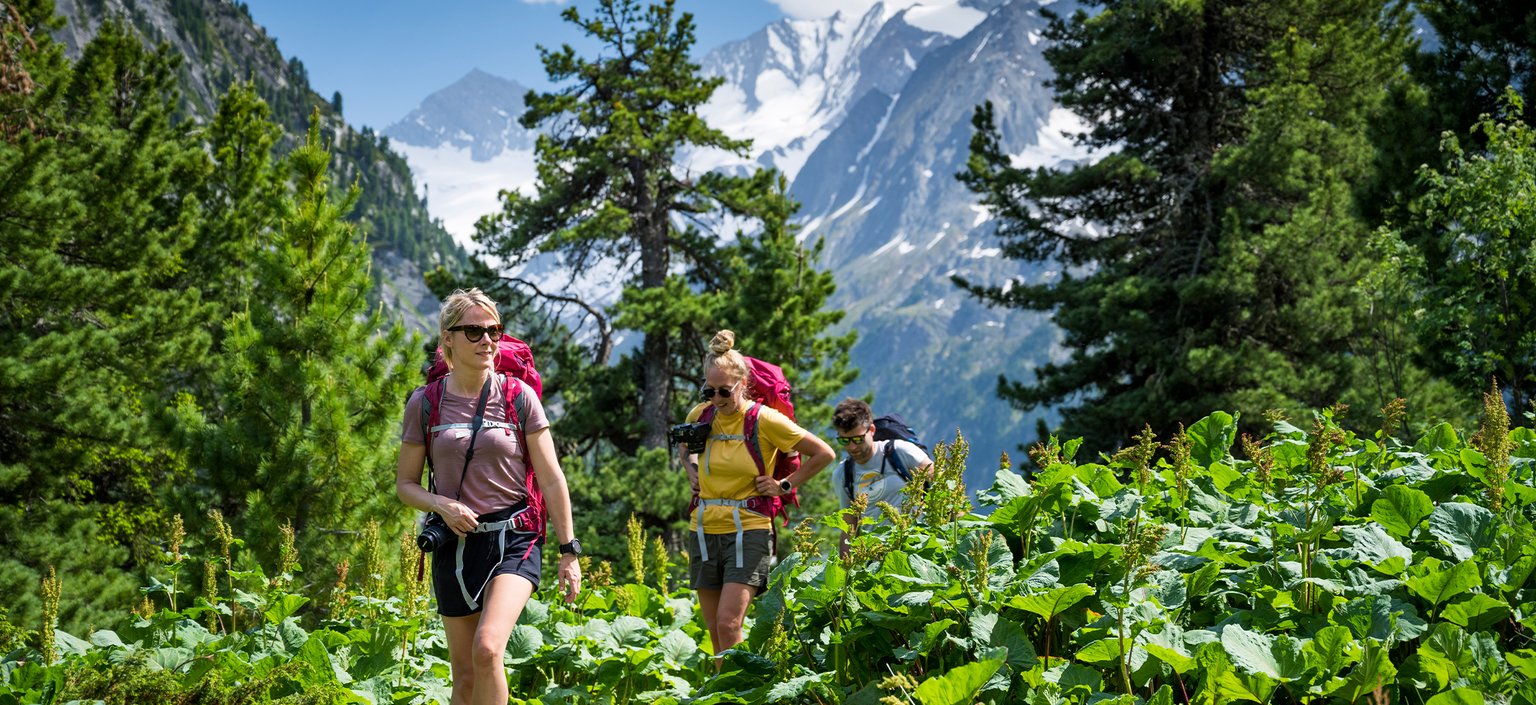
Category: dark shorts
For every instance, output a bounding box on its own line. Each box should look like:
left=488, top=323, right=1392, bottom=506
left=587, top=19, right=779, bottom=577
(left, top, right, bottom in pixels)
left=688, top=529, right=773, bottom=592
left=431, top=504, right=542, bottom=617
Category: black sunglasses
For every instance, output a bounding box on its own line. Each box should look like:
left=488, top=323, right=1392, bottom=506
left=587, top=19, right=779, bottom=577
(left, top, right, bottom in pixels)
left=835, top=434, right=867, bottom=447
left=699, top=383, right=737, bottom=400
left=448, top=324, right=504, bottom=343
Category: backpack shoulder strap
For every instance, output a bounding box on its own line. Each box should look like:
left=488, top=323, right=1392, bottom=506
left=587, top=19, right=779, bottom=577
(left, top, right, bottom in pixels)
left=884, top=440, right=911, bottom=482
left=420, top=379, right=447, bottom=490
left=842, top=456, right=855, bottom=502
left=742, top=402, right=767, bottom=476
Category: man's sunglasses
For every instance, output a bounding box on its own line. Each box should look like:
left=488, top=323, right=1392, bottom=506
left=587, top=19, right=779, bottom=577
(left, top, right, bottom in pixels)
left=835, top=432, right=868, bottom=447
left=448, top=324, right=504, bottom=343
left=699, top=383, right=737, bottom=400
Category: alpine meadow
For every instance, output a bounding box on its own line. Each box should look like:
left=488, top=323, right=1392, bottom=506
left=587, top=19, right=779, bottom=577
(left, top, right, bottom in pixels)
left=2, top=0, right=1535, bottom=703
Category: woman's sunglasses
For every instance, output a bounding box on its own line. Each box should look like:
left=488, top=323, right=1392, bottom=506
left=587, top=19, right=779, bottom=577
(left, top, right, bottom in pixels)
left=699, top=383, right=737, bottom=400
left=448, top=324, right=504, bottom=343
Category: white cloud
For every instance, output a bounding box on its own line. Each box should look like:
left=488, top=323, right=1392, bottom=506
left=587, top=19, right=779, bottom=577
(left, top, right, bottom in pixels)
left=769, top=0, right=960, bottom=21
left=520, top=0, right=568, bottom=4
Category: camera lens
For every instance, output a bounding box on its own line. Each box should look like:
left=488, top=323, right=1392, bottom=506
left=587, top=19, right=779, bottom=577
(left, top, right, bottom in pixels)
left=416, top=520, right=451, bottom=552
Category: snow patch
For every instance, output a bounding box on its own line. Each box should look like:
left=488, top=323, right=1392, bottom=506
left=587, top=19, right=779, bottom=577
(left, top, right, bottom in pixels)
left=395, top=143, right=538, bottom=250
left=969, top=203, right=993, bottom=228
left=1009, top=107, right=1115, bottom=170
left=855, top=93, right=899, bottom=162
left=828, top=181, right=868, bottom=219
left=903, top=2, right=986, bottom=37
left=969, top=33, right=993, bottom=63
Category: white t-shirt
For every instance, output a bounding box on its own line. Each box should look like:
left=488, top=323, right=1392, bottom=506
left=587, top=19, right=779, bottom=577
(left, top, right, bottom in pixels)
left=830, top=439, right=931, bottom=518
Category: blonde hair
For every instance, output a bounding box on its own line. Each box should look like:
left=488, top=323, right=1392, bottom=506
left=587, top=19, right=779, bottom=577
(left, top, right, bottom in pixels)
left=438, top=288, right=500, bottom=369
left=704, top=330, right=749, bottom=382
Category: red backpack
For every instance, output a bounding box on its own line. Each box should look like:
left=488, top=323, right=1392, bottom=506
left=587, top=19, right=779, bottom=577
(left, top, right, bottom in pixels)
left=694, top=356, right=801, bottom=525
left=415, top=336, right=546, bottom=545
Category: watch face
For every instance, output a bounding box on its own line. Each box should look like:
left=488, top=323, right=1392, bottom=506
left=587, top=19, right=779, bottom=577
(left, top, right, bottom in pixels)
left=779, top=479, right=793, bottom=493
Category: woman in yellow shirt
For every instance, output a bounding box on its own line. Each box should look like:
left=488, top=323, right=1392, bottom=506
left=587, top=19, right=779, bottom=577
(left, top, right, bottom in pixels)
left=680, top=330, right=835, bottom=655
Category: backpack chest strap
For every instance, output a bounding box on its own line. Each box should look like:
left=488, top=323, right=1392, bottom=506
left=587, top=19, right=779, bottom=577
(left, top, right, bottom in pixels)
left=431, top=420, right=519, bottom=434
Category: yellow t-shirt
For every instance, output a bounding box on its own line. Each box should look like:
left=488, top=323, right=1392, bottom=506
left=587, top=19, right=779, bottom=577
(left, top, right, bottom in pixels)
left=686, top=401, right=806, bottom=534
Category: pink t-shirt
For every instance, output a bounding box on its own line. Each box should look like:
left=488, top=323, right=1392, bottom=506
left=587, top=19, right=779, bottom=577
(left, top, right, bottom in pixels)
left=401, top=379, right=550, bottom=516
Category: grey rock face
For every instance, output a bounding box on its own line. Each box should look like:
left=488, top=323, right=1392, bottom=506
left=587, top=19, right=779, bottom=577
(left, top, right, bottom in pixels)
left=383, top=69, right=536, bottom=162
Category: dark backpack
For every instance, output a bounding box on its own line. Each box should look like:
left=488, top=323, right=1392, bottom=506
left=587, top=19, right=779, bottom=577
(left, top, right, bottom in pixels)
left=692, top=356, right=800, bottom=525
left=413, top=336, right=547, bottom=544
left=841, top=414, right=926, bottom=502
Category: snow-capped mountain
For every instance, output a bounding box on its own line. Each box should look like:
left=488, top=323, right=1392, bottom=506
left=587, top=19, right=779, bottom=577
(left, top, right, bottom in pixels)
left=383, top=69, right=540, bottom=244
left=387, top=0, right=1089, bottom=483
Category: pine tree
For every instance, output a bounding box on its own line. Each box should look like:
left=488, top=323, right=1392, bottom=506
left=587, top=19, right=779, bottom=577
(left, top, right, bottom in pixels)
left=173, top=113, right=419, bottom=567
left=480, top=0, right=832, bottom=449
left=474, top=0, right=855, bottom=553
left=959, top=0, right=1416, bottom=449
left=1, top=9, right=213, bottom=630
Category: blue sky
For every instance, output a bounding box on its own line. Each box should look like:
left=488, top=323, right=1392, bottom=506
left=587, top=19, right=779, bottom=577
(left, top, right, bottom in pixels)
left=242, top=0, right=790, bottom=131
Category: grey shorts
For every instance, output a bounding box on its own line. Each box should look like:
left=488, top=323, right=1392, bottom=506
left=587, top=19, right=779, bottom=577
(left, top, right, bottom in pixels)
left=688, top=529, right=773, bottom=592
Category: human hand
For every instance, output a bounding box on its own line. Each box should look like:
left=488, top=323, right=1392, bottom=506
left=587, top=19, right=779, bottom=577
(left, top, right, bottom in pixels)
left=754, top=475, right=789, bottom=497
left=556, top=554, right=582, bottom=603
left=436, top=499, right=478, bottom=537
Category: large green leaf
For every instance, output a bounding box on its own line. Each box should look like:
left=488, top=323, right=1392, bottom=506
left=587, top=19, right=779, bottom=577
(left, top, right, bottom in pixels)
left=1339, top=524, right=1413, bottom=566
left=1220, top=625, right=1307, bottom=680
left=1429, top=503, right=1497, bottom=561
left=1406, top=559, right=1483, bottom=607
left=1427, top=688, right=1488, bottom=705
left=1075, top=637, right=1125, bottom=665
left=914, top=658, right=1004, bottom=705
left=1188, top=411, right=1239, bottom=467
left=986, top=615, right=1038, bottom=668
left=1415, top=423, right=1460, bottom=453
left=1141, top=626, right=1196, bottom=674
left=1008, top=584, right=1096, bottom=620
left=1442, top=594, right=1512, bottom=632
left=263, top=593, right=309, bottom=625
left=506, top=624, right=544, bottom=662
left=1419, top=624, right=1476, bottom=691
left=1305, top=625, right=1358, bottom=676
left=1329, top=639, right=1397, bottom=702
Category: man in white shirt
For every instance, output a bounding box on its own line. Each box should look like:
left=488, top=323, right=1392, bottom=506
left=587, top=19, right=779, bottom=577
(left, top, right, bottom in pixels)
left=829, top=398, right=933, bottom=550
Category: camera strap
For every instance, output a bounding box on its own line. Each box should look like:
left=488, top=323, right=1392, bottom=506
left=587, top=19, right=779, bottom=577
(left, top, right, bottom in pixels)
left=418, top=375, right=493, bottom=580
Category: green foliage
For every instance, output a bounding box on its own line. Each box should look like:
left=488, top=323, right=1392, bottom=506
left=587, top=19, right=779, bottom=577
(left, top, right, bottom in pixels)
left=957, top=0, right=1443, bottom=451
left=172, top=112, right=420, bottom=575
left=0, top=13, right=213, bottom=633
left=6, top=407, right=1536, bottom=703
left=1383, top=100, right=1536, bottom=413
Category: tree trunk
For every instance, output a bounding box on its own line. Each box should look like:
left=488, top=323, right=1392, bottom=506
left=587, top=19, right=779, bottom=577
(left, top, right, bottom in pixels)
left=635, top=161, right=671, bottom=449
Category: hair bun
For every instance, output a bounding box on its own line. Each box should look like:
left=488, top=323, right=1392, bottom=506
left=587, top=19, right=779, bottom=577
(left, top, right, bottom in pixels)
left=709, top=330, right=736, bottom=355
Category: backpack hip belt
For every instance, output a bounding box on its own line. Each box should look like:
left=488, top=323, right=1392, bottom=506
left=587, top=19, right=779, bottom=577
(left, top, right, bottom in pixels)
left=694, top=497, right=760, bottom=568
left=452, top=502, right=536, bottom=612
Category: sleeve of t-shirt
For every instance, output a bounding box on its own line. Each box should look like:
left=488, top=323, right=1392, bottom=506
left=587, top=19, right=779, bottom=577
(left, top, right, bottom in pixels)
left=893, top=440, right=932, bottom=471
left=756, top=406, right=807, bottom=453
left=400, top=387, right=426, bottom=444
left=514, top=383, right=550, bottom=435
left=684, top=402, right=708, bottom=424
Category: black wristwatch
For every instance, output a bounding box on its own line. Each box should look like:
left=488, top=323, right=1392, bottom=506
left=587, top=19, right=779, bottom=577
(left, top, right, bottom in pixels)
left=558, top=539, right=582, bottom=556
left=777, top=478, right=793, bottom=495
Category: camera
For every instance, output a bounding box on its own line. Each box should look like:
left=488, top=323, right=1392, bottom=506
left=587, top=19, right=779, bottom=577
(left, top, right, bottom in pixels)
left=416, top=513, right=454, bottom=552
left=667, top=421, right=712, bottom=448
